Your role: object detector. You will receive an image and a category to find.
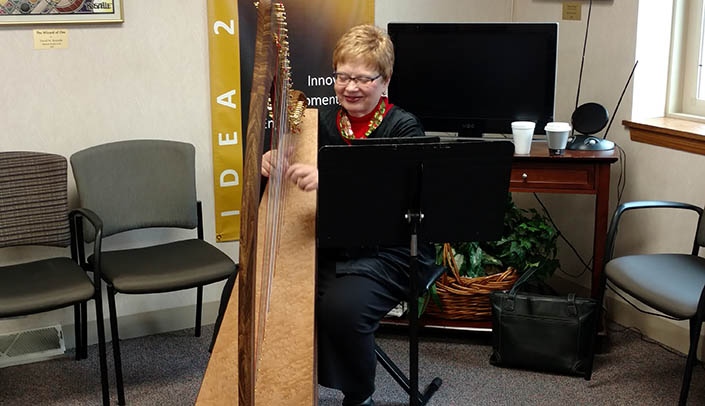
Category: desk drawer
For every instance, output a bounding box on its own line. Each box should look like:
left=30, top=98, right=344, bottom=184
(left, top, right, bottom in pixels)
left=510, top=163, right=595, bottom=192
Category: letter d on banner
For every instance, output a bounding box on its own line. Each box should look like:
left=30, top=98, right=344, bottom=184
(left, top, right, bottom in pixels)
left=207, top=1, right=244, bottom=242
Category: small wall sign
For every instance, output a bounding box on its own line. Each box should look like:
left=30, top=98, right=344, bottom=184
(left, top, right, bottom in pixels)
left=33, top=29, right=69, bottom=50
left=563, top=2, right=582, bottom=21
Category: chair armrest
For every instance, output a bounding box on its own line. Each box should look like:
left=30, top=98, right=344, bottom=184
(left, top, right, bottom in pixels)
left=605, top=200, right=703, bottom=262
left=197, top=200, right=204, bottom=240
left=69, top=208, right=104, bottom=278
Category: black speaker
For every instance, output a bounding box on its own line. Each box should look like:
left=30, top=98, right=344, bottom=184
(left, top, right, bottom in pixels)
left=566, top=102, right=615, bottom=151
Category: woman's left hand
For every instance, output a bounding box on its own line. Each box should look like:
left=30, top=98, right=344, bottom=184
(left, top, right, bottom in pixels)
left=286, top=163, right=318, bottom=192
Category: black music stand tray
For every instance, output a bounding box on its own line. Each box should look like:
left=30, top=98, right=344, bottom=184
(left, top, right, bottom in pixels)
left=318, top=139, right=514, bottom=406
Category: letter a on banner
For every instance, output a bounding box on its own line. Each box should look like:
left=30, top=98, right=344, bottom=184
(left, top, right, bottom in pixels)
left=207, top=1, right=244, bottom=242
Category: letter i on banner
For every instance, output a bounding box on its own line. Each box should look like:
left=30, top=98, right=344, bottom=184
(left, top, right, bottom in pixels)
left=207, top=1, right=243, bottom=242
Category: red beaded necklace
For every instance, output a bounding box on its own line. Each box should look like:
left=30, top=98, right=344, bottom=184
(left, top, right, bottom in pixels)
left=337, top=97, right=390, bottom=142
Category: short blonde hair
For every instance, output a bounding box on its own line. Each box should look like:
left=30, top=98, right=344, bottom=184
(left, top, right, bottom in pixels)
left=332, top=24, right=394, bottom=81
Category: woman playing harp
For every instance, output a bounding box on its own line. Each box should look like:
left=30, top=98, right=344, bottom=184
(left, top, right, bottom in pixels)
left=261, top=24, right=439, bottom=406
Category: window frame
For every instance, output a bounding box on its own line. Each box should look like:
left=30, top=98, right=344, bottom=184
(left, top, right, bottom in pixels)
left=624, top=0, right=705, bottom=156
left=668, top=0, right=705, bottom=121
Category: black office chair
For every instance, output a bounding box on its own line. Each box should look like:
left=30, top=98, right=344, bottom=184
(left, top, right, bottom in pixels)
left=375, top=264, right=445, bottom=406
left=70, top=139, right=237, bottom=406
left=0, top=151, right=109, bottom=405
left=598, top=200, right=705, bottom=406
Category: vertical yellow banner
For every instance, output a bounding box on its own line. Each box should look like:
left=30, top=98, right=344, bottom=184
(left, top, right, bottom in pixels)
left=207, top=1, right=243, bottom=242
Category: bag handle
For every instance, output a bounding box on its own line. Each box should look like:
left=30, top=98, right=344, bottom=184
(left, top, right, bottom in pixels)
left=502, top=267, right=539, bottom=312
left=508, top=266, right=539, bottom=295
left=505, top=270, right=580, bottom=316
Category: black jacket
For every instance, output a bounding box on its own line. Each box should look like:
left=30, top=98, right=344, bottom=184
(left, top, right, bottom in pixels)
left=316, top=103, right=441, bottom=298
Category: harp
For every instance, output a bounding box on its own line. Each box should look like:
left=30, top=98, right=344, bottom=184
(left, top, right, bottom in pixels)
left=197, top=1, right=318, bottom=404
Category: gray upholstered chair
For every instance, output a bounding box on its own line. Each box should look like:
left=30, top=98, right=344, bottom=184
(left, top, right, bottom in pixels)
left=599, top=200, right=705, bottom=406
left=70, top=139, right=237, bottom=406
left=0, top=151, right=109, bottom=405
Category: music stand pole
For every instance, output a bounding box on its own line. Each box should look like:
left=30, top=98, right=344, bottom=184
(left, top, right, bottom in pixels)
left=407, top=208, right=422, bottom=406
left=406, top=158, right=426, bottom=406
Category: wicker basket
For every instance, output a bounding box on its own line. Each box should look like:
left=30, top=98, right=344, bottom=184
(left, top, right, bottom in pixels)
left=425, top=243, right=519, bottom=321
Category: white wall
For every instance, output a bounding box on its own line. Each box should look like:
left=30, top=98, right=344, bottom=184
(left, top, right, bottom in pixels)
left=3, top=0, right=698, bottom=357
left=0, top=1, right=233, bottom=339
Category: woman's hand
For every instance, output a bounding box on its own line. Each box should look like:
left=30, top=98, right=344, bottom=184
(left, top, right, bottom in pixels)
left=286, top=163, right=318, bottom=192
left=261, top=150, right=275, bottom=177
left=262, top=150, right=317, bottom=191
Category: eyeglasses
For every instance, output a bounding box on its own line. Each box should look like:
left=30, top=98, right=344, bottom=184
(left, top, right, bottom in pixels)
left=332, top=72, right=382, bottom=86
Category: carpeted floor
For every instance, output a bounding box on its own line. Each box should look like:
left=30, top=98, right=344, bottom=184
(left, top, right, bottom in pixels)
left=0, top=323, right=703, bottom=405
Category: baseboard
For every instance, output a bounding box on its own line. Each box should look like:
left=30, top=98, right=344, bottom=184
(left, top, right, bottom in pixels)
left=62, top=300, right=221, bottom=349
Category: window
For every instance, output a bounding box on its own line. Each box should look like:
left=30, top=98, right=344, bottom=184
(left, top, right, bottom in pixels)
left=669, top=0, right=705, bottom=119
left=625, top=0, right=705, bottom=157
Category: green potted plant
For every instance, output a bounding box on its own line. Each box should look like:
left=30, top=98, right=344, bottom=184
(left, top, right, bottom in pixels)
left=442, top=195, right=559, bottom=281
left=421, top=194, right=559, bottom=318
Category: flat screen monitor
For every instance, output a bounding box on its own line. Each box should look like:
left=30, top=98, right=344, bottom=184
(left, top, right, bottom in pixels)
left=387, top=22, right=558, bottom=137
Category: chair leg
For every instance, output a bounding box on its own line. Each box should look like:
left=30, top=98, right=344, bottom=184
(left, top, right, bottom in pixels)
left=210, top=270, right=238, bottom=352
left=108, top=287, right=126, bottom=406
left=94, top=296, right=111, bottom=406
left=81, top=301, right=88, bottom=359
left=679, top=317, right=703, bottom=406
left=73, top=304, right=82, bottom=361
left=195, top=286, right=203, bottom=337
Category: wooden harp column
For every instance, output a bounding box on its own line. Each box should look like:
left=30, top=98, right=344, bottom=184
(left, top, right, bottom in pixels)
left=197, top=1, right=318, bottom=405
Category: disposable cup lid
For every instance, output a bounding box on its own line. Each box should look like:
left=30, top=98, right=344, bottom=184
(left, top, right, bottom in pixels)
left=544, top=122, right=572, bottom=132
left=511, top=121, right=535, bottom=130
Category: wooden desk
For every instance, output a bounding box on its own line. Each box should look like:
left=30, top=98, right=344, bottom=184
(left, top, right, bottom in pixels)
left=510, top=141, right=618, bottom=297
left=404, top=141, right=619, bottom=331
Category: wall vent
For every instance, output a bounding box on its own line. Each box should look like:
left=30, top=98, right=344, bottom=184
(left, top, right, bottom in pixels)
left=0, top=325, right=66, bottom=368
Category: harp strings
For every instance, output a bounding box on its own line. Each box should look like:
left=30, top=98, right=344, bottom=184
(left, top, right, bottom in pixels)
left=256, top=1, right=296, bottom=375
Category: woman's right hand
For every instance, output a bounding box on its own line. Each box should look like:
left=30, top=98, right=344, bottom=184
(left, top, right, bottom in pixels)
left=261, top=150, right=274, bottom=177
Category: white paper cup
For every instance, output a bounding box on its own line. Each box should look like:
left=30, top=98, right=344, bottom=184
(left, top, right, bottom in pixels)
left=511, top=121, right=535, bottom=155
left=544, top=122, right=572, bottom=155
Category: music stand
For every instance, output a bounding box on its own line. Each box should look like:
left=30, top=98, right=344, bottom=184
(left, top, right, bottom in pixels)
left=318, top=139, right=514, bottom=406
